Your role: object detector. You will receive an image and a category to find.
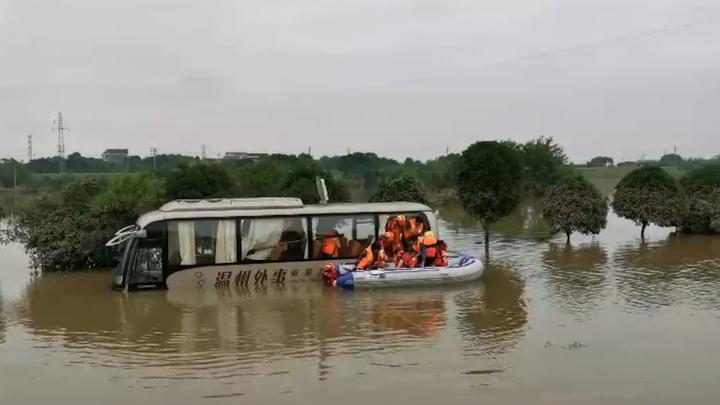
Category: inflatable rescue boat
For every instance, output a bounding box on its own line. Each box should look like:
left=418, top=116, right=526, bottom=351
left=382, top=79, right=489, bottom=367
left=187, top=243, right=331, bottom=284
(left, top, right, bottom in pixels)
left=334, top=256, right=482, bottom=290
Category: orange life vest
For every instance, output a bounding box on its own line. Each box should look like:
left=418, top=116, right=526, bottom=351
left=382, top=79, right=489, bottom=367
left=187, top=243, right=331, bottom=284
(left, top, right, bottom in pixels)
left=421, top=233, right=438, bottom=259
left=394, top=250, right=418, bottom=268
left=433, top=241, right=448, bottom=267
left=321, top=232, right=341, bottom=257
left=358, top=246, right=387, bottom=270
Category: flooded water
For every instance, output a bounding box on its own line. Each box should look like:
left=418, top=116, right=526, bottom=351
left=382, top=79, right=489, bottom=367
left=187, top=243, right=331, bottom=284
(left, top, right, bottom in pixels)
left=2, top=208, right=720, bottom=404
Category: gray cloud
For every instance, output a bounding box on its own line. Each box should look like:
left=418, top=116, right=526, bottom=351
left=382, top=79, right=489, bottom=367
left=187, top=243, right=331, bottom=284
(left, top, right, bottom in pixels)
left=1, top=0, right=719, bottom=162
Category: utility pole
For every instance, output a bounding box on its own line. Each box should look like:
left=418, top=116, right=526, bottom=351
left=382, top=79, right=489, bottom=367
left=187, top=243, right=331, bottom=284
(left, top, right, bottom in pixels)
left=52, top=113, right=68, bottom=173
left=446, top=146, right=450, bottom=156
left=27, top=134, right=33, bottom=161
left=13, top=160, right=17, bottom=208
left=150, top=147, right=158, bottom=171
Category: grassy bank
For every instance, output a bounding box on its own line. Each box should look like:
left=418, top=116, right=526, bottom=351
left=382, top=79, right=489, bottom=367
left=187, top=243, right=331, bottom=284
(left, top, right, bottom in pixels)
left=577, top=166, right=685, bottom=195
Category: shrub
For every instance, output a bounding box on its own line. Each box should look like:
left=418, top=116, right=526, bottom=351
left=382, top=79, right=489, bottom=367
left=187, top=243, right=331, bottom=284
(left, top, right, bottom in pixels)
left=543, top=175, right=608, bottom=244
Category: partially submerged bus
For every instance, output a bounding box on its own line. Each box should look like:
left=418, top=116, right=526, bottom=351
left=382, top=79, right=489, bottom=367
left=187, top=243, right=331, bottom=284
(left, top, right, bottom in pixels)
left=107, top=197, right=437, bottom=291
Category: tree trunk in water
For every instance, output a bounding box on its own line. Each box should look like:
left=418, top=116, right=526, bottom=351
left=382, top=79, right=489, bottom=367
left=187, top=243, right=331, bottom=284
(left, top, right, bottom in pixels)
left=565, top=231, right=571, bottom=245
left=641, top=222, right=647, bottom=240
left=483, top=221, right=490, bottom=260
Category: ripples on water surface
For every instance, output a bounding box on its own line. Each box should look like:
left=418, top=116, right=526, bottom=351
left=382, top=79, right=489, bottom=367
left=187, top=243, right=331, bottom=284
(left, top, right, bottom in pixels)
left=2, top=210, right=720, bottom=404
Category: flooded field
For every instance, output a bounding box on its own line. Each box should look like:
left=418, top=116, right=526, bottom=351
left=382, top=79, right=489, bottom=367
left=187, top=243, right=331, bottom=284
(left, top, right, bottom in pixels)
left=2, top=209, right=720, bottom=404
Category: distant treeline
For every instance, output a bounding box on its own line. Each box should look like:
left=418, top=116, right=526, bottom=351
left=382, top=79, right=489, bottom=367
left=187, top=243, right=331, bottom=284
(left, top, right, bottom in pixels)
left=2, top=137, right=720, bottom=270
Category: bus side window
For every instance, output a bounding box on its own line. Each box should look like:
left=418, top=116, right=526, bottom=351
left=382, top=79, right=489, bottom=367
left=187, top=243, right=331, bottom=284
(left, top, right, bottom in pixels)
left=168, top=219, right=237, bottom=267
left=311, top=215, right=375, bottom=259
left=240, top=217, right=308, bottom=262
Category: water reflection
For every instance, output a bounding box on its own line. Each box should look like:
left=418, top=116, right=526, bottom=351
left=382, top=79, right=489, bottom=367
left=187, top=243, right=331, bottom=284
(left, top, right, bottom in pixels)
left=542, top=242, right=609, bottom=318
left=16, top=271, right=460, bottom=382
left=614, top=235, right=720, bottom=311
left=439, top=198, right=551, bottom=238
left=455, top=265, right=527, bottom=355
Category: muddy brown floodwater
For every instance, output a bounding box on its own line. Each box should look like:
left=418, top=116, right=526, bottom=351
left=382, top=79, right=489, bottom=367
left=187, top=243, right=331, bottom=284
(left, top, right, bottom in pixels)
left=2, top=207, right=720, bottom=405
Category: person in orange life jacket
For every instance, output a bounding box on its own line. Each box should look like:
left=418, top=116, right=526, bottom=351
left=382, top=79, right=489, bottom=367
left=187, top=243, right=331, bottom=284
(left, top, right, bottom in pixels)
left=381, top=231, right=403, bottom=257
left=394, top=249, right=418, bottom=268
left=321, top=262, right=339, bottom=286
left=419, top=231, right=438, bottom=267
left=388, top=215, right=405, bottom=245
left=319, top=230, right=342, bottom=259
left=434, top=240, right=449, bottom=267
left=357, top=242, right=388, bottom=271
left=394, top=234, right=421, bottom=268
left=403, top=216, right=424, bottom=241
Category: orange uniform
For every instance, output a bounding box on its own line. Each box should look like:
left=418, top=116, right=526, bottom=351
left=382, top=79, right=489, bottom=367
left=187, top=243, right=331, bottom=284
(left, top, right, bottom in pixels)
left=320, top=231, right=342, bottom=258
left=434, top=240, right=449, bottom=267
left=420, top=231, right=438, bottom=267
left=357, top=244, right=388, bottom=270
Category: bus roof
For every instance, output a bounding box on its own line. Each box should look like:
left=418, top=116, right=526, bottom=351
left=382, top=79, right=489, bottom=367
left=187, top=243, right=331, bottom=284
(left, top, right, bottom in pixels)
left=136, top=198, right=433, bottom=228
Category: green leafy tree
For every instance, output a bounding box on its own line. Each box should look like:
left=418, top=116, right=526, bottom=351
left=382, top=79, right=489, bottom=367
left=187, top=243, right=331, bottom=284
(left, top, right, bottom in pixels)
left=370, top=174, right=429, bottom=205
left=611, top=166, right=680, bottom=238
left=457, top=141, right=523, bottom=251
left=7, top=174, right=167, bottom=271
left=165, top=162, right=233, bottom=200
left=542, top=175, right=608, bottom=244
left=587, top=156, right=614, bottom=167
left=679, top=163, right=720, bottom=233
left=281, top=159, right=350, bottom=203
left=520, top=136, right=569, bottom=194
left=659, top=153, right=683, bottom=166
left=93, top=172, right=167, bottom=223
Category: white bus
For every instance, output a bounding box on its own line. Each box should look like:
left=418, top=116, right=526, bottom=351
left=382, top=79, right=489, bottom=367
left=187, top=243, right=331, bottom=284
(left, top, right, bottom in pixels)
left=108, top=198, right=437, bottom=291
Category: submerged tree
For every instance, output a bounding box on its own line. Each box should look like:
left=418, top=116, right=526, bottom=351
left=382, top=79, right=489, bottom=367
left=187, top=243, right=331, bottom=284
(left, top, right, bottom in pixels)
left=679, top=163, right=720, bottom=234
left=457, top=141, right=523, bottom=253
left=611, top=166, right=680, bottom=239
left=542, top=175, right=608, bottom=244
left=370, top=174, right=429, bottom=205
left=8, top=174, right=167, bottom=271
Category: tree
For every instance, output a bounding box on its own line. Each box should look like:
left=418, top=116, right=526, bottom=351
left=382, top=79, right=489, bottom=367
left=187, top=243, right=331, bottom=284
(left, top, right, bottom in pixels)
left=542, top=175, right=608, bottom=244
left=587, top=156, right=614, bottom=167
left=520, top=136, right=569, bottom=194
left=165, top=162, right=233, bottom=200
left=6, top=174, right=166, bottom=271
left=679, top=163, right=720, bottom=233
left=611, top=166, right=680, bottom=239
left=659, top=153, right=683, bottom=166
left=279, top=158, right=350, bottom=203
left=457, top=141, right=523, bottom=252
left=370, top=174, right=429, bottom=205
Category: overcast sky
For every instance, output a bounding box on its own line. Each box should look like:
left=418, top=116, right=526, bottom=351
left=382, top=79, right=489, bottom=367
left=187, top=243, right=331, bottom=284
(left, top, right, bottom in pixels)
left=1, top=0, right=719, bottom=163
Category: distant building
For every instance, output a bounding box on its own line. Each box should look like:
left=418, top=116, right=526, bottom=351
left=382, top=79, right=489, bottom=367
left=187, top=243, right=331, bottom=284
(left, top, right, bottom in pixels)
left=223, top=152, right=268, bottom=161
left=102, top=149, right=129, bottom=166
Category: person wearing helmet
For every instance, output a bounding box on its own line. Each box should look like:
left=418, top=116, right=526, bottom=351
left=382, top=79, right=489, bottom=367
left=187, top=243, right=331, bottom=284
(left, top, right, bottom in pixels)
left=419, top=231, right=438, bottom=267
